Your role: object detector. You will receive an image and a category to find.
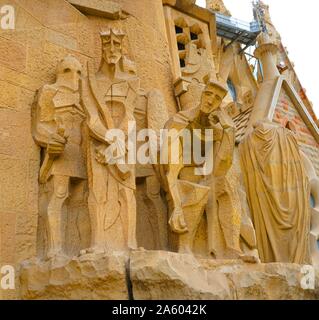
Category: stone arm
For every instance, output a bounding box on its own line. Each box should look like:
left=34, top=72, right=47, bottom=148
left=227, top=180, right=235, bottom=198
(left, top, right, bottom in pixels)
left=32, top=118, right=56, bottom=148
left=81, top=77, right=128, bottom=175
left=162, top=133, right=188, bottom=234
left=31, top=87, right=66, bottom=149
left=80, top=77, right=113, bottom=145
left=213, top=126, right=235, bottom=177
left=210, top=109, right=235, bottom=177
left=166, top=163, right=183, bottom=213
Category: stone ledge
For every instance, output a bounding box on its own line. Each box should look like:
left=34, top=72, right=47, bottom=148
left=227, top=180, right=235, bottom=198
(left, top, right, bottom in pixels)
left=67, top=0, right=128, bottom=19
left=20, top=253, right=129, bottom=300
left=130, top=250, right=319, bottom=300
left=19, top=249, right=319, bottom=300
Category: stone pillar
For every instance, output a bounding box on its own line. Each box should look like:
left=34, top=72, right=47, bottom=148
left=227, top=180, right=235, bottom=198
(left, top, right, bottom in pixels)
left=246, top=33, right=280, bottom=127
left=254, top=33, right=280, bottom=81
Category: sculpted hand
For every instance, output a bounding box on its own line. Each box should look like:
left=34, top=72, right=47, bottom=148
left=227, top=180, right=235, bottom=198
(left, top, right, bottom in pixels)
left=209, top=110, right=232, bottom=129
left=209, top=120, right=223, bottom=141
left=112, top=139, right=126, bottom=160
left=102, top=139, right=126, bottom=164
left=47, top=133, right=66, bottom=155
left=95, top=147, right=106, bottom=164
left=169, top=207, right=188, bottom=234
left=95, top=140, right=127, bottom=165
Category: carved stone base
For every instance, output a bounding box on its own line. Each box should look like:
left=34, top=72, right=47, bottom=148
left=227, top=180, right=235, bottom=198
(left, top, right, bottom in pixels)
left=130, top=250, right=319, bottom=300
left=20, top=253, right=129, bottom=300
left=19, top=250, right=319, bottom=300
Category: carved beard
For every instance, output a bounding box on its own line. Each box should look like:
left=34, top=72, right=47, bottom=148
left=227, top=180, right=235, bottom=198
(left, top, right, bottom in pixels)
left=103, top=52, right=121, bottom=66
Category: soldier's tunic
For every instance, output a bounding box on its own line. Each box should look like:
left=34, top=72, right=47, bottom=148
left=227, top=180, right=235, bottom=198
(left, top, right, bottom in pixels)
left=37, top=84, right=87, bottom=180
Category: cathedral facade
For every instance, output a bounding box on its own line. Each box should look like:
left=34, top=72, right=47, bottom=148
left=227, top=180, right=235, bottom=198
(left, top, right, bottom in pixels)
left=0, top=0, right=318, bottom=300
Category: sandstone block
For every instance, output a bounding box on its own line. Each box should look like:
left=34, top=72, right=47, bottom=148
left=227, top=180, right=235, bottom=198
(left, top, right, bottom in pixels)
left=20, top=253, right=129, bottom=300
left=130, top=250, right=319, bottom=300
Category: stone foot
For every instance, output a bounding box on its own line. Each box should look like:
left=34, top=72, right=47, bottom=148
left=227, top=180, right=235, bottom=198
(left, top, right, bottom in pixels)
left=239, top=249, right=261, bottom=264
left=46, top=250, right=70, bottom=266
left=79, top=246, right=106, bottom=257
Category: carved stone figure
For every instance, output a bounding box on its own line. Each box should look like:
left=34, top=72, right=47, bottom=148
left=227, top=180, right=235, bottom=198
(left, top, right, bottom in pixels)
left=204, top=98, right=258, bottom=261
left=205, top=108, right=241, bottom=258
left=240, top=120, right=311, bottom=264
left=253, top=1, right=281, bottom=44
left=161, top=78, right=228, bottom=254
left=237, top=183, right=259, bottom=259
left=175, top=42, right=214, bottom=111
left=300, top=152, right=319, bottom=266
left=4, top=0, right=319, bottom=301
left=134, top=89, right=170, bottom=250
left=32, top=55, right=87, bottom=259
left=280, top=122, right=319, bottom=266
left=81, top=28, right=139, bottom=254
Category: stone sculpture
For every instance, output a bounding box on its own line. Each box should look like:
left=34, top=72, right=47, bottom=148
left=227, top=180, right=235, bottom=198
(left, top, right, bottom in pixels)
left=161, top=77, right=228, bottom=254
left=206, top=105, right=242, bottom=259
left=204, top=94, right=258, bottom=261
left=32, top=55, right=87, bottom=259
left=300, top=152, right=319, bottom=266
left=175, top=41, right=214, bottom=111
left=240, top=120, right=311, bottom=264
left=134, top=89, right=170, bottom=250
left=8, top=0, right=319, bottom=301
left=81, top=28, right=139, bottom=254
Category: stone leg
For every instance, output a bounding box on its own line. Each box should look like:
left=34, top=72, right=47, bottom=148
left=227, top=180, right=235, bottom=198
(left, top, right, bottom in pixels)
left=238, top=188, right=257, bottom=249
left=215, top=177, right=242, bottom=258
left=178, top=202, right=206, bottom=254
left=47, top=175, right=70, bottom=258
left=145, top=175, right=168, bottom=250
left=87, top=192, right=107, bottom=254
left=120, top=186, right=137, bottom=251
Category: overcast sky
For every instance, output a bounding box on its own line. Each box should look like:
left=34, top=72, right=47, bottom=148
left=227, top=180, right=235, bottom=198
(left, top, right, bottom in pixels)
left=196, top=0, right=319, bottom=115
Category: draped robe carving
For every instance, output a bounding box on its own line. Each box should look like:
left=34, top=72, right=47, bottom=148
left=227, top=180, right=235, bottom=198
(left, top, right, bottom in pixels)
left=240, top=121, right=311, bottom=264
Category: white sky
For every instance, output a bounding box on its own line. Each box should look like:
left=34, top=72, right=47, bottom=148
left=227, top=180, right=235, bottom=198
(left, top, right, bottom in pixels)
left=196, top=0, right=319, bottom=116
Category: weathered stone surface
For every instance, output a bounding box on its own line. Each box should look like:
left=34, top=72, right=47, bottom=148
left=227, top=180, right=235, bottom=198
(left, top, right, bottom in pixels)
left=67, top=0, right=128, bottom=19
left=130, top=250, right=319, bottom=300
left=0, top=37, right=26, bottom=73
left=0, top=0, right=319, bottom=301
left=20, top=254, right=129, bottom=300
left=16, top=249, right=319, bottom=300
left=130, top=250, right=232, bottom=300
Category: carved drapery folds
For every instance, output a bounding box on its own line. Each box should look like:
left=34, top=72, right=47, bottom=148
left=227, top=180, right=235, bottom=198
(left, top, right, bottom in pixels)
left=240, top=121, right=312, bottom=264
left=80, top=28, right=138, bottom=254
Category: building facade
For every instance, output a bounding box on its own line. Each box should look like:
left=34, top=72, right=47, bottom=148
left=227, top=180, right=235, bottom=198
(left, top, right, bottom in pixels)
left=0, top=0, right=318, bottom=299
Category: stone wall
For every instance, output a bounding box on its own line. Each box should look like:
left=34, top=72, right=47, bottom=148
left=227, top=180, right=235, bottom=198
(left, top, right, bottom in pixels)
left=274, top=88, right=319, bottom=175
left=0, top=0, right=318, bottom=300
left=0, top=0, right=177, bottom=299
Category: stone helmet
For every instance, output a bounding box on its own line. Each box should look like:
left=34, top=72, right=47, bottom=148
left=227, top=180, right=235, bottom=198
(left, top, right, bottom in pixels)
left=203, top=74, right=228, bottom=100
left=200, top=74, right=228, bottom=114
left=56, top=55, right=83, bottom=91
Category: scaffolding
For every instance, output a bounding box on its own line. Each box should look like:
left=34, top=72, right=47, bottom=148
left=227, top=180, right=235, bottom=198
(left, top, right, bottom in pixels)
left=209, top=1, right=265, bottom=80
left=215, top=12, right=261, bottom=53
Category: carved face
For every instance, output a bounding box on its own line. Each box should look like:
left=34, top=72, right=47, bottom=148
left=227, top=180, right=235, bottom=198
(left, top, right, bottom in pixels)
left=102, top=33, right=123, bottom=65
left=56, top=56, right=82, bottom=91
left=243, top=90, right=253, bottom=107
left=200, top=88, right=223, bottom=114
